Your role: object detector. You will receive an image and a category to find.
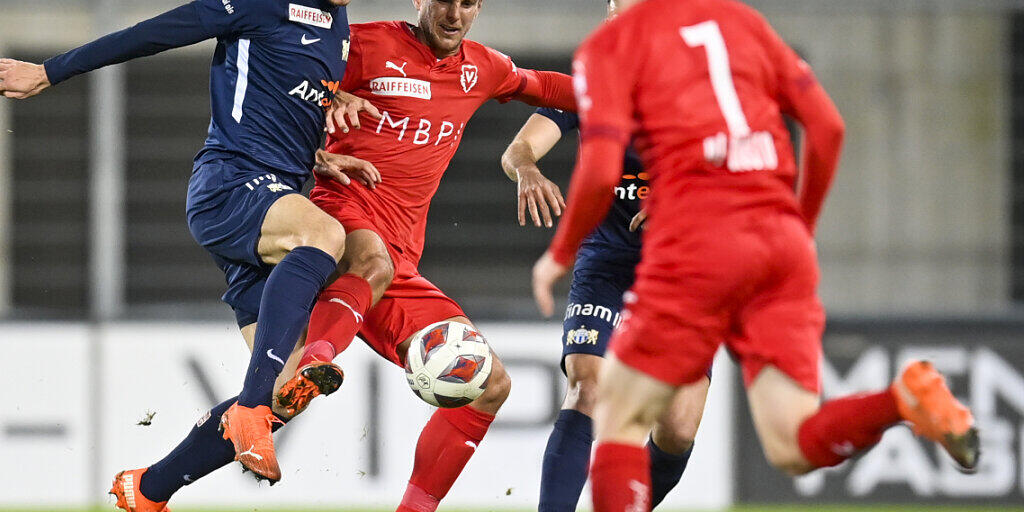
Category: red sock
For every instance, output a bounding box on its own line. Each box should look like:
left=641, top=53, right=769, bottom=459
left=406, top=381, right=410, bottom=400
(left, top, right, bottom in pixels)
left=397, top=406, right=495, bottom=512
left=301, top=274, right=373, bottom=368
left=591, top=442, right=651, bottom=512
left=797, top=389, right=902, bottom=468
left=298, top=340, right=336, bottom=367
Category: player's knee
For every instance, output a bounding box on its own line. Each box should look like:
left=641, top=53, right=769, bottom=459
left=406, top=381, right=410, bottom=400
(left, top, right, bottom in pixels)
left=564, top=372, right=601, bottom=416
left=763, top=443, right=814, bottom=476
left=303, top=218, right=347, bottom=261
left=346, top=249, right=394, bottom=291
left=479, top=362, right=512, bottom=407
left=278, top=217, right=346, bottom=262
left=653, top=421, right=697, bottom=454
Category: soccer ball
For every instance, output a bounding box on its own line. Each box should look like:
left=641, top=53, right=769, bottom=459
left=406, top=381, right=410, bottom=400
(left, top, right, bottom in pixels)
left=404, top=321, right=493, bottom=408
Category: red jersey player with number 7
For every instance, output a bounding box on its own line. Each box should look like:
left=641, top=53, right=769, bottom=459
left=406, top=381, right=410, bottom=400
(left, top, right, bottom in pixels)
left=532, top=0, right=980, bottom=510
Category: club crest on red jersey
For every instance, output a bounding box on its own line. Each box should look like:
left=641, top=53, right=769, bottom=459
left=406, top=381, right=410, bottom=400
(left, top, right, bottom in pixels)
left=460, top=64, right=478, bottom=93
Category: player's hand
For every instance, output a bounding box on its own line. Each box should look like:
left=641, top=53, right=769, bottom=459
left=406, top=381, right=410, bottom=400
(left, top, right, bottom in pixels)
left=326, top=90, right=381, bottom=135
left=628, top=209, right=648, bottom=232
left=516, top=167, right=565, bottom=228
left=0, top=59, right=50, bottom=99
left=314, top=149, right=381, bottom=189
left=532, top=251, right=569, bottom=318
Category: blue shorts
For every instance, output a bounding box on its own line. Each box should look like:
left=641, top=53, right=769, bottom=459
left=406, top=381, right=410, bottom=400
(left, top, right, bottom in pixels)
left=560, top=245, right=638, bottom=374
left=561, top=244, right=712, bottom=380
left=185, top=157, right=302, bottom=326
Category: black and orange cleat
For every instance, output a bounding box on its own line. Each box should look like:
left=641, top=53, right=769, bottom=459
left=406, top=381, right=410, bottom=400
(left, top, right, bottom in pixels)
left=275, top=361, right=345, bottom=416
left=892, top=360, right=980, bottom=473
left=110, top=468, right=170, bottom=512
left=219, top=402, right=284, bottom=483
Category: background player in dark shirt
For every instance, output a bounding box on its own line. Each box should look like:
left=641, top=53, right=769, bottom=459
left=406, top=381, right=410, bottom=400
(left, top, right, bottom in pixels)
left=502, top=100, right=711, bottom=510
left=0, top=0, right=385, bottom=508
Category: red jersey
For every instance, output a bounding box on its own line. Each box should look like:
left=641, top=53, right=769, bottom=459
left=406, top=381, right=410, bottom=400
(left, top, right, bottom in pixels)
left=313, top=21, right=573, bottom=264
left=549, top=0, right=844, bottom=264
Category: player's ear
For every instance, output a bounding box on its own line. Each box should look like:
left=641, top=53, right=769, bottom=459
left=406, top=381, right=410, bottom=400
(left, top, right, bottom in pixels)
left=412, top=0, right=423, bottom=11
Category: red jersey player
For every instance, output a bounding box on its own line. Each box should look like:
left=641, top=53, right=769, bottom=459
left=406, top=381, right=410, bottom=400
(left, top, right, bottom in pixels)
left=271, top=1, right=575, bottom=511
left=531, top=0, right=980, bottom=510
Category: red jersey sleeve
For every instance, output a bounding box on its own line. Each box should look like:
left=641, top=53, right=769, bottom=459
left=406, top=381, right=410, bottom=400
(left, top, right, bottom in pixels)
left=487, top=48, right=526, bottom=102
left=482, top=46, right=574, bottom=110
left=548, top=26, right=638, bottom=265
left=763, top=20, right=845, bottom=232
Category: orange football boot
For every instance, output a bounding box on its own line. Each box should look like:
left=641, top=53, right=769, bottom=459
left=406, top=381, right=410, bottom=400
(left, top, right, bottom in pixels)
left=109, top=468, right=170, bottom=512
left=892, top=360, right=980, bottom=472
left=275, top=361, right=345, bottom=416
left=219, top=402, right=284, bottom=483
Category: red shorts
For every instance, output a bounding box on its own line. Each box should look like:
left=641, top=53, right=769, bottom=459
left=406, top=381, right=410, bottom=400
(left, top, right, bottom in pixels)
left=610, top=211, right=825, bottom=393
left=315, top=197, right=466, bottom=367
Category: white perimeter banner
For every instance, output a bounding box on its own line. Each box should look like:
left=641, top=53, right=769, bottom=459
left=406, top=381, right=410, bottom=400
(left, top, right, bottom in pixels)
left=0, top=322, right=734, bottom=510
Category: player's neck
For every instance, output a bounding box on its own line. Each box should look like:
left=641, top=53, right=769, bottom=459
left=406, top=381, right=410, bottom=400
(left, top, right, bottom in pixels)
left=411, top=24, right=461, bottom=60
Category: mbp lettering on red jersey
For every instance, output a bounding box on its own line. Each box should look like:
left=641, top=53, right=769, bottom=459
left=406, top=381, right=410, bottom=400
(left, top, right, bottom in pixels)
left=703, top=131, right=779, bottom=173
left=370, top=77, right=432, bottom=100
left=288, top=3, right=333, bottom=29
left=376, top=111, right=463, bottom=146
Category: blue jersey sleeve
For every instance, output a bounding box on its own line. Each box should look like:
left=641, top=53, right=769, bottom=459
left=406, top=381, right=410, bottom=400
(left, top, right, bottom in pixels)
left=535, top=107, right=580, bottom=135
left=44, top=0, right=271, bottom=85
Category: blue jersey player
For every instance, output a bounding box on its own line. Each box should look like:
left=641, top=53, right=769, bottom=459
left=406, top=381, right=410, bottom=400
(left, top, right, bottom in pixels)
left=0, top=0, right=383, bottom=507
left=504, top=107, right=711, bottom=512
left=501, top=6, right=712, bottom=503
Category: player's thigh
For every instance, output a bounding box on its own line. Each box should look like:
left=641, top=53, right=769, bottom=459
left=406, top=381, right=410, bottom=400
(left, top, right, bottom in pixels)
left=594, top=354, right=676, bottom=445
left=258, top=194, right=346, bottom=265
left=241, top=322, right=309, bottom=418
left=746, top=365, right=820, bottom=474
left=562, top=353, right=604, bottom=414
left=652, top=375, right=711, bottom=454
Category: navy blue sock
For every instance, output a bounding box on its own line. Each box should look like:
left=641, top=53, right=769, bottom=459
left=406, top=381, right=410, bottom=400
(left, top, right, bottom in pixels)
left=139, top=396, right=290, bottom=501
left=238, top=246, right=337, bottom=407
left=648, top=436, right=693, bottom=509
left=538, top=409, right=594, bottom=512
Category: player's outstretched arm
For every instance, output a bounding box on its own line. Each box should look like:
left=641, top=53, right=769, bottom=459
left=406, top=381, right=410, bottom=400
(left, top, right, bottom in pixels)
left=514, top=70, right=576, bottom=112
left=0, top=59, right=50, bottom=99
left=6, top=1, right=252, bottom=94
left=501, top=114, right=566, bottom=228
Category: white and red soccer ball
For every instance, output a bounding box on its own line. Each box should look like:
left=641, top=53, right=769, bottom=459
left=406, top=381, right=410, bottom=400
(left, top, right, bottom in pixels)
left=404, top=321, right=493, bottom=408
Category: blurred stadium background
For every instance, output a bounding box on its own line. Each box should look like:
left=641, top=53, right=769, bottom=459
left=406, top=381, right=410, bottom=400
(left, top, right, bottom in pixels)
left=1, top=0, right=1022, bottom=511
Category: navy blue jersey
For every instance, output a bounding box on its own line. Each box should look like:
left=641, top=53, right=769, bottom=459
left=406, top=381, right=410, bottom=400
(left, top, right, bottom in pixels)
left=44, top=0, right=350, bottom=178
left=536, top=107, right=645, bottom=252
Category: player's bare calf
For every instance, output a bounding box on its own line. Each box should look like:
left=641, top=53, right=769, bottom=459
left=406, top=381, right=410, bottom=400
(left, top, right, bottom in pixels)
left=651, top=378, right=710, bottom=455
